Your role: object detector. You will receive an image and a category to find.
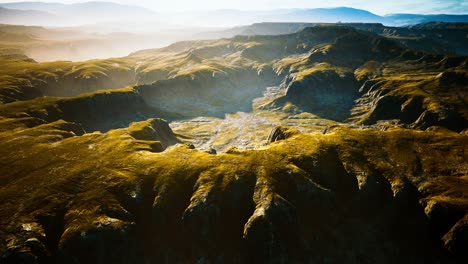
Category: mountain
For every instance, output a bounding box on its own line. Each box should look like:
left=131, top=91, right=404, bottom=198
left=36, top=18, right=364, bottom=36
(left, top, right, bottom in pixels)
left=1, top=2, right=467, bottom=27
left=0, top=1, right=157, bottom=25
left=269, top=7, right=390, bottom=23
left=0, top=25, right=467, bottom=263
left=198, top=22, right=468, bottom=56
left=0, top=6, right=468, bottom=263
left=169, top=7, right=390, bottom=27
left=149, top=6, right=468, bottom=27
left=0, top=1, right=63, bottom=11
left=387, top=14, right=468, bottom=25
left=0, top=7, right=60, bottom=25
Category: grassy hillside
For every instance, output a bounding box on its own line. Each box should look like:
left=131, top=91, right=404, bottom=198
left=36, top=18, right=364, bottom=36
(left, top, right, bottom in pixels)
left=0, top=112, right=466, bottom=262
left=0, top=23, right=467, bottom=263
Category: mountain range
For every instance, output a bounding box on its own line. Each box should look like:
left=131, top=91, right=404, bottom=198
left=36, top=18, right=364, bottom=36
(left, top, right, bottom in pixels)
left=0, top=1, right=467, bottom=27
left=0, top=1, right=158, bottom=26
left=0, top=22, right=467, bottom=263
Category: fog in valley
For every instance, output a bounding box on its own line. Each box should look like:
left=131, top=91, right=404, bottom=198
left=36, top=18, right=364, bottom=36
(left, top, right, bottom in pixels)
left=1, top=1, right=467, bottom=61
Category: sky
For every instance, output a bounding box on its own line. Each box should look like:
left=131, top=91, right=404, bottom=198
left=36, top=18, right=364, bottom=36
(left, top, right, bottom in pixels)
left=0, top=0, right=467, bottom=15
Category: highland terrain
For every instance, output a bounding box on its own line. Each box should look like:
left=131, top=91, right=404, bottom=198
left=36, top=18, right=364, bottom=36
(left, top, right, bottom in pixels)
left=0, top=5, right=467, bottom=263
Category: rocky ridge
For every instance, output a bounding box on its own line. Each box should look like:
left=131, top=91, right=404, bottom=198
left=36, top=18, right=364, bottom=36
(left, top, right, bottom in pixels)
left=0, top=24, right=466, bottom=263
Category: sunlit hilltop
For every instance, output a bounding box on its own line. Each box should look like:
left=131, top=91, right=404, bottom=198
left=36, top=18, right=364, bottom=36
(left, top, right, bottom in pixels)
left=0, top=1, right=467, bottom=263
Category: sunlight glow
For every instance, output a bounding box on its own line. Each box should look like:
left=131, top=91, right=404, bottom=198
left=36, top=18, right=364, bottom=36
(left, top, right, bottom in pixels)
left=0, top=0, right=466, bottom=15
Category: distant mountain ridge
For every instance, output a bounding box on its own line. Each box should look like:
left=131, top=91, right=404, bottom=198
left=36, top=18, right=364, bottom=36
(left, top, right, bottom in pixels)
left=0, top=2, right=467, bottom=27
left=0, top=1, right=154, bottom=15
left=198, top=22, right=468, bottom=56
left=386, top=14, right=468, bottom=25
left=0, top=6, right=59, bottom=25
left=0, top=1, right=157, bottom=26
left=268, top=7, right=389, bottom=23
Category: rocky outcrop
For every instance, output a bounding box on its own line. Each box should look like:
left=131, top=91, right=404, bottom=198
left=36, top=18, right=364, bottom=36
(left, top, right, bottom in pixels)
left=350, top=61, right=467, bottom=132
left=413, top=109, right=468, bottom=133
left=267, top=126, right=300, bottom=143
left=0, top=82, right=43, bottom=104
left=1, top=23, right=467, bottom=264
left=0, top=89, right=155, bottom=132
left=443, top=214, right=468, bottom=261
left=137, top=68, right=280, bottom=118
left=364, top=95, right=425, bottom=125
left=0, top=126, right=466, bottom=263
left=128, top=118, right=178, bottom=149
left=271, top=70, right=360, bottom=121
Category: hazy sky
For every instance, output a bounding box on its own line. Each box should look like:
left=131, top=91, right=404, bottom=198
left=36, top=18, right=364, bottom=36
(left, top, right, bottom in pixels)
left=0, top=0, right=467, bottom=15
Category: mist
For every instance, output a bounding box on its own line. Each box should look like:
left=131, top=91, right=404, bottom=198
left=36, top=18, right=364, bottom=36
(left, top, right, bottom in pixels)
left=1, top=1, right=467, bottom=62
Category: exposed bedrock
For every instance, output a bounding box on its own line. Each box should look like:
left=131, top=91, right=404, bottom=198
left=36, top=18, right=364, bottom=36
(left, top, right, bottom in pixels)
left=267, top=126, right=300, bottom=143
left=0, top=89, right=156, bottom=132
left=2, top=133, right=464, bottom=263
left=136, top=67, right=281, bottom=118
left=306, top=30, right=403, bottom=68
left=128, top=118, right=179, bottom=149
left=0, top=82, right=43, bottom=104
left=413, top=109, right=468, bottom=132
left=443, top=214, right=468, bottom=260
left=360, top=91, right=468, bottom=133
left=270, top=70, right=360, bottom=121
left=365, top=94, right=426, bottom=125
left=352, top=68, right=468, bottom=132
left=0, top=24, right=467, bottom=264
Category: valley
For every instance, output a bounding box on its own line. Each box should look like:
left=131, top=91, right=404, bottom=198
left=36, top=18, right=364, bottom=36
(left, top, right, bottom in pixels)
left=0, top=20, right=467, bottom=264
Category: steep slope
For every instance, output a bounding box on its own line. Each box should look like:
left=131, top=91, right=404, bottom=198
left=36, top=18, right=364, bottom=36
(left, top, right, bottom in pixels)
left=200, top=22, right=468, bottom=56
left=0, top=87, right=161, bottom=133
left=0, top=54, right=136, bottom=103
left=350, top=55, right=468, bottom=132
left=3, top=25, right=465, bottom=131
left=0, top=24, right=467, bottom=263
left=1, top=25, right=466, bottom=135
left=0, top=112, right=466, bottom=263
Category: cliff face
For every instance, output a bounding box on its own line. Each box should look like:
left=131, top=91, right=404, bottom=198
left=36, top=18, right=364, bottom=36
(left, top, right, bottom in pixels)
left=137, top=68, right=280, bottom=118
left=0, top=88, right=153, bottom=132
left=350, top=56, right=468, bottom=131
left=205, top=22, right=468, bottom=56
left=0, top=123, right=466, bottom=263
left=270, top=70, right=359, bottom=121
left=0, top=24, right=467, bottom=263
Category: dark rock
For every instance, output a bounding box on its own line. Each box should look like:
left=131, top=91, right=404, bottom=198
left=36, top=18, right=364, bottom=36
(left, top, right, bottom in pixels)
left=442, top=214, right=468, bottom=260
left=413, top=109, right=468, bottom=132
left=55, top=120, right=86, bottom=136
left=357, top=173, right=393, bottom=213
left=185, top=143, right=196, bottom=149
left=57, top=218, right=138, bottom=264
left=242, top=194, right=303, bottom=264
left=424, top=200, right=466, bottom=237
left=148, top=141, right=165, bottom=152
left=129, top=118, right=178, bottom=148
left=205, top=148, right=217, bottom=154
left=365, top=95, right=425, bottom=125
left=291, top=147, right=358, bottom=200
left=267, top=126, right=300, bottom=143
left=271, top=70, right=360, bottom=121
left=1, top=248, right=38, bottom=264
left=437, top=71, right=467, bottom=86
